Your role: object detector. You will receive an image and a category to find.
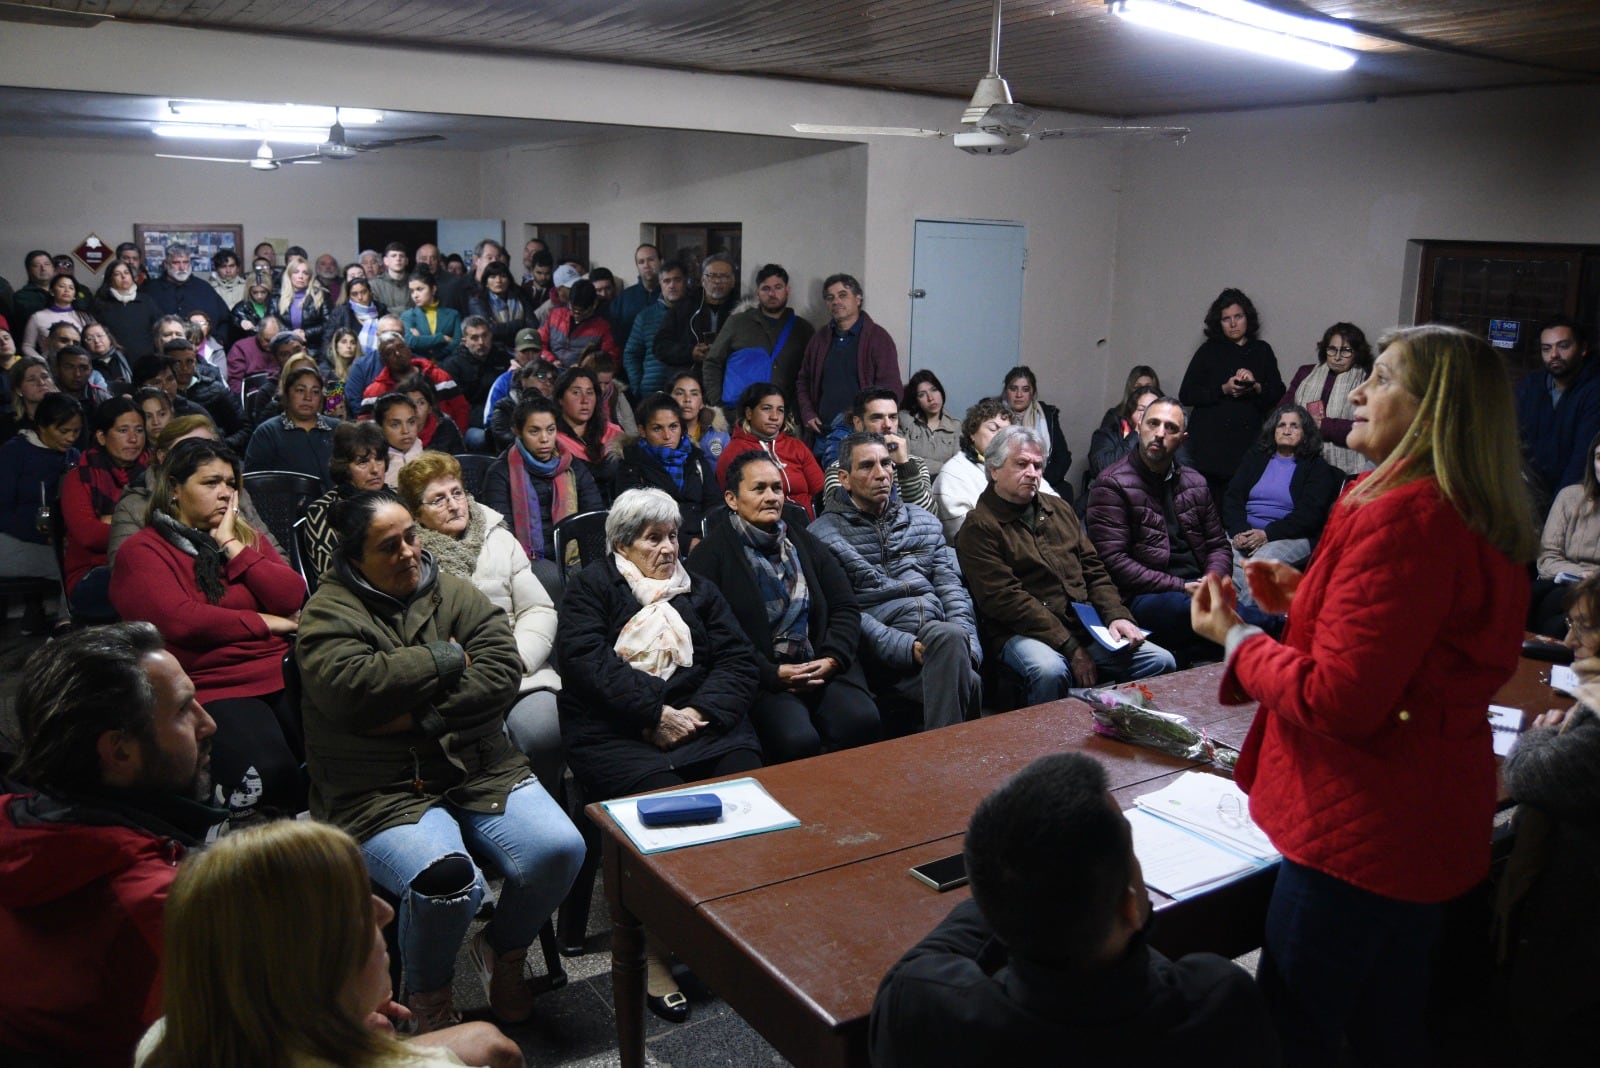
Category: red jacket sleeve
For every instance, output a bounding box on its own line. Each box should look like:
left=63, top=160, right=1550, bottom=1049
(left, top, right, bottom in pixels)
left=1228, top=494, right=1472, bottom=741
left=61, top=471, right=110, bottom=554
left=111, top=531, right=276, bottom=643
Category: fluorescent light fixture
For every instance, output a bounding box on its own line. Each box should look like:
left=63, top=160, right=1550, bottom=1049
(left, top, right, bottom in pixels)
left=153, top=124, right=330, bottom=145
left=1110, top=0, right=1357, bottom=72
left=167, top=101, right=383, bottom=125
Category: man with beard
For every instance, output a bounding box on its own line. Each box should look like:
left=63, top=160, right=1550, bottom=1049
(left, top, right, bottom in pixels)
left=148, top=244, right=231, bottom=346
left=0, top=623, right=223, bottom=1068
left=703, top=262, right=814, bottom=415
left=1086, top=397, right=1266, bottom=663
left=654, top=252, right=739, bottom=372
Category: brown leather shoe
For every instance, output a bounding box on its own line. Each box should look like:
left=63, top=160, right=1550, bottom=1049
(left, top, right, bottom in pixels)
left=472, top=930, right=535, bottom=1024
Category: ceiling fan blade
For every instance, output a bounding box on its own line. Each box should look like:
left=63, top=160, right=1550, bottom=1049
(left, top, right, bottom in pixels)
left=791, top=123, right=948, bottom=139
left=348, top=134, right=446, bottom=151
left=1034, top=125, right=1191, bottom=144
left=154, top=153, right=253, bottom=163
left=976, top=102, right=1039, bottom=136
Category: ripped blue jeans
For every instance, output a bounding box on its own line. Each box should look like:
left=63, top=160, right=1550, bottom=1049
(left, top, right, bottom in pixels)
left=361, top=780, right=585, bottom=994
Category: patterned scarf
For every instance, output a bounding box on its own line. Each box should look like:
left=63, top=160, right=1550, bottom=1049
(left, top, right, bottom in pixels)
left=488, top=292, right=524, bottom=323
left=416, top=500, right=489, bottom=579
left=1294, top=362, right=1372, bottom=476
left=508, top=442, right=576, bottom=560
left=77, top=447, right=147, bottom=517
left=730, top=512, right=812, bottom=661
left=612, top=553, right=695, bottom=680
left=639, top=437, right=691, bottom=490
left=151, top=509, right=228, bottom=604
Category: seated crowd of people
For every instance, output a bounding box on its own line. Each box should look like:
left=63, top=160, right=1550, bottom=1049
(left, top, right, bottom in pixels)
left=2, top=238, right=1595, bottom=1066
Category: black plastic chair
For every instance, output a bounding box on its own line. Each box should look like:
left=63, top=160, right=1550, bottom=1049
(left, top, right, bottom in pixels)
left=242, top=470, right=323, bottom=570
left=454, top=453, right=494, bottom=498
left=291, top=514, right=319, bottom=594
left=552, top=510, right=609, bottom=586
left=238, top=371, right=273, bottom=403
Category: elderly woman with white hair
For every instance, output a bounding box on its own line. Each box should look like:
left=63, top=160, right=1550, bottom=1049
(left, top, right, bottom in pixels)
left=556, top=486, right=762, bottom=1022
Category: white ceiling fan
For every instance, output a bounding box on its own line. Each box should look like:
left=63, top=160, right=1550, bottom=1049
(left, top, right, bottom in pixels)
left=156, top=140, right=321, bottom=171
left=793, top=0, right=1189, bottom=156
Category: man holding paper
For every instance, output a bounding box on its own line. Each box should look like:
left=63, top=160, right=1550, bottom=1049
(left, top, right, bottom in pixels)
left=957, top=424, right=1175, bottom=703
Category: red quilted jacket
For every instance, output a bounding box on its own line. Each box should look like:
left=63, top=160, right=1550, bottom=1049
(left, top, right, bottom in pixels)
left=1224, top=475, right=1528, bottom=903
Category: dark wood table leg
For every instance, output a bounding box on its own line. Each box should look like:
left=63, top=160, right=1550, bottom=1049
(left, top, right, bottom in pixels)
left=606, top=840, right=646, bottom=1068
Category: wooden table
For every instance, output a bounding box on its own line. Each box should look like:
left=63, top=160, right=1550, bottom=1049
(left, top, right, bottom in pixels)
left=592, top=658, right=1558, bottom=1068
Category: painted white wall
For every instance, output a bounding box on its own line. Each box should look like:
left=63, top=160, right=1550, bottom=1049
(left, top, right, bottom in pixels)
left=0, top=135, right=483, bottom=275
left=479, top=129, right=869, bottom=330
left=1108, top=86, right=1600, bottom=394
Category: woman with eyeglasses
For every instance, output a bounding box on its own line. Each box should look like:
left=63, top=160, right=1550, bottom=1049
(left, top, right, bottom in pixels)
left=398, top=451, right=564, bottom=794
left=1289, top=322, right=1375, bottom=478
left=1529, top=429, right=1600, bottom=637
left=1497, top=570, right=1600, bottom=1059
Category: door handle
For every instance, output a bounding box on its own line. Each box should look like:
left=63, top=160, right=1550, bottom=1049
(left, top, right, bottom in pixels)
left=909, top=289, right=926, bottom=299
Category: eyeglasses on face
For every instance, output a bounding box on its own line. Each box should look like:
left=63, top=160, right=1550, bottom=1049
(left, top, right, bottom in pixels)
left=422, top=487, right=468, bottom=511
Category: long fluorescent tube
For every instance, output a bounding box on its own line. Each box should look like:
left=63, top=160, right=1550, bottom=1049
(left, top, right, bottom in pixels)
left=167, top=101, right=383, bottom=125
left=153, top=124, right=329, bottom=144
left=1110, top=0, right=1357, bottom=72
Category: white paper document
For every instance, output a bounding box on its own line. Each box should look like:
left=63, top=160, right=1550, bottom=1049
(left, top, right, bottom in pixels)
left=600, top=777, right=801, bottom=855
left=1134, top=771, right=1278, bottom=862
left=1126, top=808, right=1264, bottom=901
left=1488, top=704, right=1523, bottom=758
left=1551, top=664, right=1579, bottom=696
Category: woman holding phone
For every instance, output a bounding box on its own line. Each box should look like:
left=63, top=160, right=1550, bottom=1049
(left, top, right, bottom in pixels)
left=1190, top=324, right=1535, bottom=1065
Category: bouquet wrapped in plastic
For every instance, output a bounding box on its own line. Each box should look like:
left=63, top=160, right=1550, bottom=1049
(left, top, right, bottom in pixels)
left=1071, top=682, right=1239, bottom=775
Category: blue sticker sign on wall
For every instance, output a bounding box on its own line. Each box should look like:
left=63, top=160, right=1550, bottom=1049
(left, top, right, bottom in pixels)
left=1489, top=319, right=1520, bottom=350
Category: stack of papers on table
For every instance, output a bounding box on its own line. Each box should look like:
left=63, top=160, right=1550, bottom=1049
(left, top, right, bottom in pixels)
left=600, top=777, right=800, bottom=855
left=1126, top=772, right=1280, bottom=900
left=1488, top=704, right=1523, bottom=758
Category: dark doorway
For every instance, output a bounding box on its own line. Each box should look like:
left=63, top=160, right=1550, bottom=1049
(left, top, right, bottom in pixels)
left=357, top=218, right=438, bottom=258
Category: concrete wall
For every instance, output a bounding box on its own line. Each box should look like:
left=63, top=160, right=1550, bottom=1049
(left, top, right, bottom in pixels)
left=1107, top=86, right=1600, bottom=391
left=0, top=135, right=482, bottom=273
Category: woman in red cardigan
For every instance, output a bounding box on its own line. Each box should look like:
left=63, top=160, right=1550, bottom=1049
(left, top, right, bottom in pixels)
left=717, top=381, right=825, bottom=518
left=1191, top=325, right=1535, bottom=1065
left=60, top=396, right=148, bottom=622
left=110, top=437, right=308, bottom=822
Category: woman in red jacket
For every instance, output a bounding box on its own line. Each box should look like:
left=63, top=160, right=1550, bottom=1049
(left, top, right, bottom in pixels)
left=110, top=437, right=308, bottom=822
left=61, top=396, right=148, bottom=621
left=1191, top=325, right=1535, bottom=1065
left=717, top=381, right=825, bottom=518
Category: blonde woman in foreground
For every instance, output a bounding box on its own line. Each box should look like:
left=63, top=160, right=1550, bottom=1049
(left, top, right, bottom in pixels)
left=136, top=820, right=520, bottom=1068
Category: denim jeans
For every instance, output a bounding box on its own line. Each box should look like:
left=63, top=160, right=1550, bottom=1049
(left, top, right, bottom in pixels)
left=361, top=779, right=585, bottom=994
left=1000, top=632, right=1177, bottom=705
left=1258, top=858, right=1443, bottom=1067
left=1230, top=538, right=1311, bottom=609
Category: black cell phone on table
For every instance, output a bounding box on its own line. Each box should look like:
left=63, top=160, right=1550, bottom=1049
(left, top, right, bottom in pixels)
left=909, top=853, right=968, bottom=892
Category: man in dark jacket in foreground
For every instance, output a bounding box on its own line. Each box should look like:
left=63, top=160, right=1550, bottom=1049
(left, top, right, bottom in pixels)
left=870, top=752, right=1281, bottom=1067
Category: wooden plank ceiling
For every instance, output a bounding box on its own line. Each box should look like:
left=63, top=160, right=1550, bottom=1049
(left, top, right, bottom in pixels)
left=13, top=0, right=1600, bottom=116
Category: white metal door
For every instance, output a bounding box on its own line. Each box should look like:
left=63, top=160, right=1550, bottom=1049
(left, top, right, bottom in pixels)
left=908, top=219, right=1026, bottom=415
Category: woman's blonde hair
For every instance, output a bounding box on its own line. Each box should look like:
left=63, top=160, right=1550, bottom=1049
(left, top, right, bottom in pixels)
left=142, top=821, right=400, bottom=1068
left=278, top=352, right=324, bottom=397
left=395, top=449, right=463, bottom=514
left=1345, top=324, right=1537, bottom=561
left=277, top=257, right=327, bottom=315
